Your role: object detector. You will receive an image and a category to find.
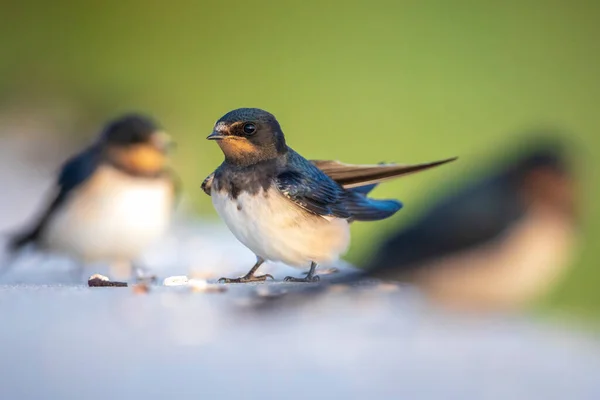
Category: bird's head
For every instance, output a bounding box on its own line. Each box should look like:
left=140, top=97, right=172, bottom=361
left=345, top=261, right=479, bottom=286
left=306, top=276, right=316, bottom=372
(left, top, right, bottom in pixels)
left=100, top=114, right=173, bottom=176
left=208, top=108, right=287, bottom=166
left=513, top=137, right=578, bottom=219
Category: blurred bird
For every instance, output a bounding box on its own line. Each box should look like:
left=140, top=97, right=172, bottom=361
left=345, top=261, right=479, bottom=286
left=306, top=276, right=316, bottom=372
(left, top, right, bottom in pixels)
left=365, top=136, right=579, bottom=310
left=202, top=108, right=456, bottom=283
left=6, top=114, right=177, bottom=281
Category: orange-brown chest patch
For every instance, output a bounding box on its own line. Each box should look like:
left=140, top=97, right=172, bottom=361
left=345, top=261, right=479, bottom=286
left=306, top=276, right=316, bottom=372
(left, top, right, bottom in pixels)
left=108, top=145, right=167, bottom=176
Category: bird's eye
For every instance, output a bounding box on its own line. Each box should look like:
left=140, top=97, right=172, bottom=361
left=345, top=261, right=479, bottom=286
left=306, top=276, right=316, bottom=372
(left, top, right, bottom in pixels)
left=243, top=123, right=257, bottom=135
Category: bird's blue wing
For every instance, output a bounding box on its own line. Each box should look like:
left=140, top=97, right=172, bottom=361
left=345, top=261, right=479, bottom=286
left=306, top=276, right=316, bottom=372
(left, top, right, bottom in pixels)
left=344, top=194, right=403, bottom=221
left=9, top=147, right=101, bottom=251
left=57, top=147, right=101, bottom=193
left=276, top=170, right=352, bottom=219
left=275, top=152, right=352, bottom=219
left=276, top=150, right=404, bottom=221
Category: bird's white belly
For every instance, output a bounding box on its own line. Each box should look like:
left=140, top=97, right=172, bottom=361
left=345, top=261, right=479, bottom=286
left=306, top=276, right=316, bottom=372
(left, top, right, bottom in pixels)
left=42, top=167, right=173, bottom=262
left=212, top=188, right=350, bottom=267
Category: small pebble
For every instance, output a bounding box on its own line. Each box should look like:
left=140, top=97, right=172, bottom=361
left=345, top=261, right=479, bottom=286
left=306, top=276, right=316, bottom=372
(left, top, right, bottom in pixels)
left=188, top=278, right=208, bottom=290
left=88, top=274, right=128, bottom=288
left=163, top=276, right=189, bottom=286
left=89, top=274, right=109, bottom=282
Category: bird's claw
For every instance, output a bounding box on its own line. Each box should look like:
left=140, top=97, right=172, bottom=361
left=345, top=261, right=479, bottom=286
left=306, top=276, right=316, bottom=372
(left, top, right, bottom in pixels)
left=218, top=274, right=274, bottom=284
left=283, top=275, right=320, bottom=283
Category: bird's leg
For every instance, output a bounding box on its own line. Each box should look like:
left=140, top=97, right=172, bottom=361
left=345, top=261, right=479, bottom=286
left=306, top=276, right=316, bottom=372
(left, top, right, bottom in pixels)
left=218, top=257, right=273, bottom=283
left=284, top=262, right=321, bottom=283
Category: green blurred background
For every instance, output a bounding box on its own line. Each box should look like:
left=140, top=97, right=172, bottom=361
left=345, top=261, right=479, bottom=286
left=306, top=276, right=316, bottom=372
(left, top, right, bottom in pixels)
left=0, top=1, right=598, bottom=316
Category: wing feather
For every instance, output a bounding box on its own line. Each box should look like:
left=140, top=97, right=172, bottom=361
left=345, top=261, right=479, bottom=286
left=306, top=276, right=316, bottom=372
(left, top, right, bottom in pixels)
left=312, top=157, right=457, bottom=188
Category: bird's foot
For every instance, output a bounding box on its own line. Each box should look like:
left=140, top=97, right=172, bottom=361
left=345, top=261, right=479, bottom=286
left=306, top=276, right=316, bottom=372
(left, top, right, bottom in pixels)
left=283, top=275, right=320, bottom=283
left=218, top=274, right=274, bottom=284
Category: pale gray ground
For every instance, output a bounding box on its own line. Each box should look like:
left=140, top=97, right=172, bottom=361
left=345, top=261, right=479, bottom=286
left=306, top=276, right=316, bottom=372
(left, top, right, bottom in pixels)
left=0, top=135, right=599, bottom=400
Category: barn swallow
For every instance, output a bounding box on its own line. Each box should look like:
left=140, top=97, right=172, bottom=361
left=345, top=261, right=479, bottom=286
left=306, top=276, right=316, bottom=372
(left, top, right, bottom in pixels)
left=7, top=114, right=177, bottom=281
left=365, top=135, right=579, bottom=310
left=202, top=108, right=456, bottom=283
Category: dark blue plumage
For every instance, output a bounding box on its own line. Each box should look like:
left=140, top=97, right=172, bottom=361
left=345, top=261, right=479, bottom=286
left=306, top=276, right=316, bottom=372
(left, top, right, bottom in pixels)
left=277, top=150, right=403, bottom=221
left=58, top=148, right=102, bottom=197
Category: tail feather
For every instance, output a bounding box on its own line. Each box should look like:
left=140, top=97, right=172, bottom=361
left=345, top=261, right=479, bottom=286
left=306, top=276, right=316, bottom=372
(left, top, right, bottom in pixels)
left=7, top=230, right=38, bottom=253
left=349, top=183, right=377, bottom=195
left=346, top=195, right=403, bottom=221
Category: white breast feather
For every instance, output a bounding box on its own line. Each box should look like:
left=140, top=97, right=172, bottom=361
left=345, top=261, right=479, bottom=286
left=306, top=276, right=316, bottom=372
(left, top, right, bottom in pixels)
left=212, top=188, right=350, bottom=267
left=42, top=167, right=173, bottom=262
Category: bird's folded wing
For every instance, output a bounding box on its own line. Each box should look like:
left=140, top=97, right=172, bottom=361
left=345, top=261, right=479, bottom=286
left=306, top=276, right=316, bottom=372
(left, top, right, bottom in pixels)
left=275, top=169, right=352, bottom=219
left=312, top=157, right=458, bottom=189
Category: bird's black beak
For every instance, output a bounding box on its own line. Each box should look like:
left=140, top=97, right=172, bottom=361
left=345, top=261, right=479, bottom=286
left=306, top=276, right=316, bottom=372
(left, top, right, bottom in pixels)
left=207, top=130, right=226, bottom=140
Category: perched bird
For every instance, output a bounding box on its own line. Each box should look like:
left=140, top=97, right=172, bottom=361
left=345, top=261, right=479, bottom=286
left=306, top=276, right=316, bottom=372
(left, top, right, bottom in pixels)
left=365, top=137, right=579, bottom=310
left=7, top=114, right=177, bottom=280
left=202, top=108, right=456, bottom=283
